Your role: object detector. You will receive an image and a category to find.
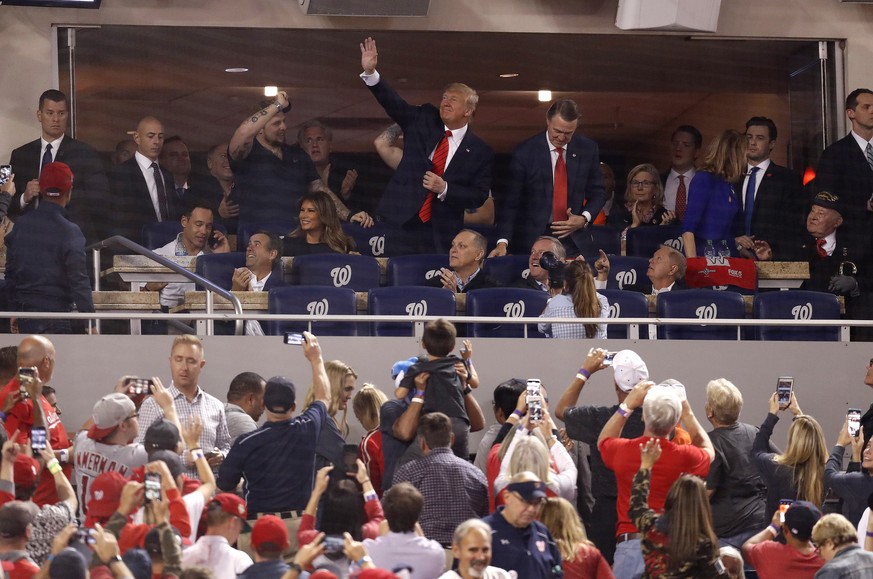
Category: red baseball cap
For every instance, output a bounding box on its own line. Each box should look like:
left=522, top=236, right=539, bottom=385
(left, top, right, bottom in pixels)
left=84, top=471, right=127, bottom=526
left=12, top=455, right=39, bottom=490
left=39, top=162, right=73, bottom=197
left=251, top=515, right=289, bottom=551
left=208, top=493, right=251, bottom=532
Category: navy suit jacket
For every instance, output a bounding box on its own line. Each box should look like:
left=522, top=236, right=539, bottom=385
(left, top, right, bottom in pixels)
left=109, top=157, right=179, bottom=244
left=814, top=134, right=873, bottom=245
left=496, top=131, right=606, bottom=253
left=369, top=78, right=493, bottom=251
left=8, top=135, right=109, bottom=244
left=742, top=162, right=804, bottom=259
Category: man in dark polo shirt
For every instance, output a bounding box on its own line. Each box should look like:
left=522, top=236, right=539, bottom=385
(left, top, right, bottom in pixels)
left=217, top=331, right=330, bottom=557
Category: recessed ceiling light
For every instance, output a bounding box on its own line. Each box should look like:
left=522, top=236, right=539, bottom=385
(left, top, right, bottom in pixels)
left=538, top=90, right=552, bottom=102
left=264, top=86, right=278, bottom=97
left=499, top=73, right=519, bottom=78
left=225, top=67, right=249, bottom=73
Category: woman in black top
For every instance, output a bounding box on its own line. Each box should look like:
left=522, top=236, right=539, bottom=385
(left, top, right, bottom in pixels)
left=282, top=190, right=355, bottom=256
left=607, top=163, right=677, bottom=233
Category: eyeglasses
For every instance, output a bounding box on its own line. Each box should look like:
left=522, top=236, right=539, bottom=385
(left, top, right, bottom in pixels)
left=630, top=180, right=656, bottom=188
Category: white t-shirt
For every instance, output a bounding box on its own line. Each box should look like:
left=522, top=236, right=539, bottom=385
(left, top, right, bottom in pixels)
left=73, top=431, right=148, bottom=518
left=182, top=535, right=252, bottom=579
left=438, top=568, right=513, bottom=579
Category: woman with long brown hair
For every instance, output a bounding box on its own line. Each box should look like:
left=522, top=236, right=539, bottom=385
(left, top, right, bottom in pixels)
left=681, top=130, right=748, bottom=257
left=630, top=439, right=727, bottom=578
left=540, top=496, right=614, bottom=579
left=282, top=190, right=355, bottom=255
left=538, top=259, right=608, bottom=339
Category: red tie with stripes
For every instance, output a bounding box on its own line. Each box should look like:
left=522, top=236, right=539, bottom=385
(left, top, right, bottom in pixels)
left=419, top=130, right=451, bottom=223
left=552, top=147, right=568, bottom=222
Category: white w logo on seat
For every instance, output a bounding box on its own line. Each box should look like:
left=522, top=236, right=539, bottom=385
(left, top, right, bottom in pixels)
left=330, top=265, right=352, bottom=287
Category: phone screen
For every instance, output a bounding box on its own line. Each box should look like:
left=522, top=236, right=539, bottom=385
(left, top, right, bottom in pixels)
left=776, top=377, right=794, bottom=408
left=31, top=427, right=47, bottom=452
left=144, top=472, right=161, bottom=503
left=778, top=499, right=793, bottom=523
left=284, top=332, right=304, bottom=345
left=848, top=408, right=862, bottom=438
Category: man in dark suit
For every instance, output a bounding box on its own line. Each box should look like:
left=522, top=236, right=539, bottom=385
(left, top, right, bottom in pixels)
left=734, top=117, right=804, bottom=260
left=813, top=88, right=873, bottom=248
left=511, top=236, right=565, bottom=292
left=231, top=231, right=284, bottom=292
left=429, top=229, right=498, bottom=293
left=490, top=99, right=606, bottom=259
left=359, top=37, right=493, bottom=255
left=109, top=116, right=180, bottom=244
left=8, top=89, right=109, bottom=244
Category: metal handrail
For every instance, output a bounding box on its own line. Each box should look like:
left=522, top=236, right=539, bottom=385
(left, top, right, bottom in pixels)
left=87, top=236, right=244, bottom=335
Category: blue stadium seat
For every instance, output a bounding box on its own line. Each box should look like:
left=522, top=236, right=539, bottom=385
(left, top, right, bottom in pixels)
left=290, top=254, right=381, bottom=291
left=386, top=254, right=448, bottom=286
left=598, top=289, right=649, bottom=339
left=465, top=288, right=548, bottom=338
left=605, top=256, right=650, bottom=290
left=752, top=290, right=840, bottom=341
left=142, top=221, right=228, bottom=250
left=482, top=254, right=530, bottom=286
left=194, top=252, right=245, bottom=290
left=625, top=225, right=685, bottom=258
left=342, top=222, right=389, bottom=257
left=237, top=220, right=297, bottom=252
left=368, top=286, right=456, bottom=336
left=267, top=286, right=357, bottom=336
left=570, top=225, right=621, bottom=256
left=656, top=289, right=745, bottom=340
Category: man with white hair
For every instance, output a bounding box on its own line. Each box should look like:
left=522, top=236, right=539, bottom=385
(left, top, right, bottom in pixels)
left=554, top=347, right=648, bottom=565
left=597, top=380, right=714, bottom=579
left=439, top=519, right=511, bottom=579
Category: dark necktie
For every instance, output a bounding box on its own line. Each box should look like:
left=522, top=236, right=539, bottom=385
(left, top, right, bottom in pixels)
left=816, top=238, right=828, bottom=259
left=552, top=147, right=568, bottom=222
left=866, top=143, right=873, bottom=172
left=419, top=130, right=451, bottom=223
left=151, top=162, right=170, bottom=221
left=41, top=143, right=53, bottom=171
left=744, top=167, right=760, bottom=236
left=675, top=174, right=687, bottom=220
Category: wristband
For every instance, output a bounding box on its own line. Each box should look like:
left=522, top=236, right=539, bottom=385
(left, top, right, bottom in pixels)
left=48, top=461, right=63, bottom=475
left=274, top=101, right=282, bottom=112
left=191, top=449, right=206, bottom=461
left=768, top=523, right=780, bottom=536
left=364, top=490, right=378, bottom=502
left=356, top=556, right=373, bottom=567
left=867, top=531, right=873, bottom=538
left=577, top=368, right=591, bottom=380
left=0, top=411, right=6, bottom=422
left=59, top=448, right=69, bottom=463
left=411, top=397, right=424, bottom=405
left=288, top=562, right=303, bottom=574
left=414, top=389, right=425, bottom=398
left=512, top=409, right=524, bottom=419
left=462, top=385, right=473, bottom=396
left=616, top=403, right=632, bottom=418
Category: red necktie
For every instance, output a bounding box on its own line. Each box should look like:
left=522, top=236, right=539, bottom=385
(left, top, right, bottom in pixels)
left=816, top=238, right=828, bottom=259
left=419, top=130, right=451, bottom=223
left=675, top=174, right=687, bottom=220
left=552, top=147, right=568, bottom=222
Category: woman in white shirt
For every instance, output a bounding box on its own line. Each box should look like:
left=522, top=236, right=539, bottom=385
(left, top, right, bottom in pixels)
left=538, top=259, right=609, bottom=339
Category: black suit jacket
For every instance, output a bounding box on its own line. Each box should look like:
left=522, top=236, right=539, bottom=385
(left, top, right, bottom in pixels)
left=496, top=131, right=606, bottom=254
left=8, top=136, right=109, bottom=244
left=368, top=78, right=493, bottom=251
left=814, top=134, right=873, bottom=245
left=742, top=162, right=804, bottom=259
left=109, top=157, right=179, bottom=244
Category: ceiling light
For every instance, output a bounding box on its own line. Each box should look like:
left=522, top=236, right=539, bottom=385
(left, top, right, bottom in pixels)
left=224, top=67, right=249, bottom=73
left=538, top=90, right=552, bottom=102
left=499, top=73, right=519, bottom=78
left=264, top=86, right=278, bottom=97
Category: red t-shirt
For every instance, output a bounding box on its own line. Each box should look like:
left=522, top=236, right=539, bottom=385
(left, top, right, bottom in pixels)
left=7, top=557, right=39, bottom=579
left=599, top=435, right=710, bottom=536
left=0, top=378, right=71, bottom=506
left=744, top=540, right=824, bottom=579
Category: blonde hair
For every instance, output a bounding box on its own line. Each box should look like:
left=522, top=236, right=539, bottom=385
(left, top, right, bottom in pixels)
left=775, top=415, right=827, bottom=506
left=811, top=513, right=857, bottom=550
left=699, top=130, right=747, bottom=183
left=623, top=163, right=665, bottom=207
left=508, top=433, right=553, bottom=484
left=171, top=334, right=203, bottom=357
left=539, top=497, right=593, bottom=561
left=705, top=379, right=743, bottom=424
left=352, top=383, right=387, bottom=432
left=304, top=359, right=357, bottom=437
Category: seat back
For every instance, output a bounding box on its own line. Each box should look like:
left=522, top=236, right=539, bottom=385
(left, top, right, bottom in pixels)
left=267, top=286, right=357, bottom=336
left=752, top=290, right=841, bottom=341
left=465, top=288, right=548, bottom=338
left=482, top=254, right=531, bottom=286
left=290, top=254, right=381, bottom=291
left=605, top=256, right=650, bottom=290
left=598, top=289, right=649, bottom=339
left=342, top=223, right=389, bottom=257
left=237, top=220, right=297, bottom=252
left=368, top=287, right=457, bottom=336
left=194, top=252, right=246, bottom=290
left=625, top=225, right=685, bottom=257
left=141, top=221, right=183, bottom=249
left=570, top=225, right=622, bottom=256
left=386, top=254, right=448, bottom=286
left=656, top=289, right=745, bottom=340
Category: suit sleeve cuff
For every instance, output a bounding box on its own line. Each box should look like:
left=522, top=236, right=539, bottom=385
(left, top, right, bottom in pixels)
left=360, top=70, right=380, bottom=86
left=581, top=211, right=592, bottom=223
left=496, top=239, right=508, bottom=248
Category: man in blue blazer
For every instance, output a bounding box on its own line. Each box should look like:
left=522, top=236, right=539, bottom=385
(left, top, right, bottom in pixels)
left=8, top=89, right=109, bottom=244
left=813, top=88, right=873, bottom=248
left=490, top=99, right=606, bottom=258
left=359, top=37, right=493, bottom=254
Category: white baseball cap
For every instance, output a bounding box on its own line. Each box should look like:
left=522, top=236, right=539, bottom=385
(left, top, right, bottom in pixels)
left=612, top=350, right=649, bottom=392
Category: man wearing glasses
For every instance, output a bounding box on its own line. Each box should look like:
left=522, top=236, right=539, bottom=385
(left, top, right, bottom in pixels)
left=482, top=473, right=563, bottom=578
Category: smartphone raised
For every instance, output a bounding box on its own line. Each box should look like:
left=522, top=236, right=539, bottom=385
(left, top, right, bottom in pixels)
left=526, top=378, right=543, bottom=424
left=0, top=165, right=11, bottom=186
left=18, top=367, right=35, bottom=398
left=323, top=535, right=344, bottom=555
left=776, top=377, right=794, bottom=409
left=124, top=377, right=155, bottom=397
left=284, top=332, right=305, bottom=345
left=144, top=471, right=162, bottom=503
left=778, top=499, right=793, bottom=523
left=848, top=408, right=862, bottom=438
left=603, top=352, right=617, bottom=367
left=31, top=426, right=47, bottom=453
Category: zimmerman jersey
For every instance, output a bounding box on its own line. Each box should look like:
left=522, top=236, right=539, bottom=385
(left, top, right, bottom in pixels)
left=73, top=430, right=148, bottom=517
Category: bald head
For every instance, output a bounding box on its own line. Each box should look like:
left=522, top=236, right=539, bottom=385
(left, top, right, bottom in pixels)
left=134, top=116, right=165, bottom=161
left=17, top=336, right=55, bottom=384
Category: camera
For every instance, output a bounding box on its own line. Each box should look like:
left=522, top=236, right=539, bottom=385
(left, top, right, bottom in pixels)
left=538, top=251, right=567, bottom=289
